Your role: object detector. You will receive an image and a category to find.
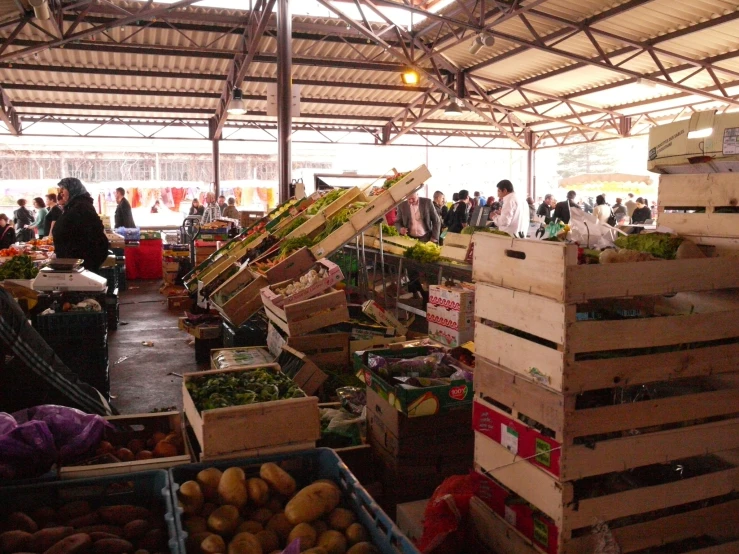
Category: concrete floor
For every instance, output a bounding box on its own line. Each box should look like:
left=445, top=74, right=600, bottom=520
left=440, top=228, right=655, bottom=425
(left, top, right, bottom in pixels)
left=109, top=280, right=207, bottom=414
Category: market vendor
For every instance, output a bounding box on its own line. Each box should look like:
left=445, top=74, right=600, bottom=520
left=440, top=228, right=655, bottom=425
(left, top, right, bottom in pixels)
left=0, top=214, right=16, bottom=249
left=490, top=180, right=529, bottom=238
left=0, top=285, right=114, bottom=415
left=53, top=178, right=110, bottom=270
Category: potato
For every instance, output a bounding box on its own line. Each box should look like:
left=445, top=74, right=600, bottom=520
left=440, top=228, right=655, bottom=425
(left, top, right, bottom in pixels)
left=201, top=504, right=218, bottom=518
left=302, top=548, right=328, bottom=554
left=346, top=543, right=378, bottom=554
left=67, top=512, right=101, bottom=529
left=219, top=468, right=248, bottom=508
left=264, top=498, right=283, bottom=514
left=75, top=525, right=123, bottom=537
left=317, top=530, right=347, bottom=554
left=138, top=529, right=167, bottom=552
left=123, top=519, right=150, bottom=541
left=255, top=530, right=278, bottom=553
left=236, top=522, right=262, bottom=535
left=0, top=530, right=32, bottom=554
left=200, top=534, right=226, bottom=554
left=344, top=524, right=367, bottom=546
left=186, top=532, right=212, bottom=554
left=247, top=479, right=270, bottom=507
left=31, top=508, right=56, bottom=525
left=259, top=464, right=296, bottom=496
left=57, top=502, right=91, bottom=522
left=197, top=468, right=223, bottom=501
left=285, top=483, right=341, bottom=525
left=288, top=523, right=317, bottom=552
left=249, top=509, right=272, bottom=526
left=29, top=527, right=73, bottom=553
left=98, top=506, right=150, bottom=526
left=185, top=517, right=209, bottom=535
left=93, top=538, right=133, bottom=554
left=312, top=521, right=328, bottom=538
left=265, top=513, right=292, bottom=543
left=179, top=481, right=205, bottom=515
left=327, top=509, right=354, bottom=532
left=42, top=533, right=92, bottom=554
left=8, top=513, right=38, bottom=533
left=88, top=532, right=119, bottom=542
left=227, top=532, right=262, bottom=554
left=208, top=506, right=241, bottom=536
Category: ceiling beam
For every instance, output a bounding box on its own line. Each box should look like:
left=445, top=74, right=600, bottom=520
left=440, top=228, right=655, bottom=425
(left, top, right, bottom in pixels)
left=383, top=91, right=450, bottom=144
left=0, top=84, right=21, bottom=135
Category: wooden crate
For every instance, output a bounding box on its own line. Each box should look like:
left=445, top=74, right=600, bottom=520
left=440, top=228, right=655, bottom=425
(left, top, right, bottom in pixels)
left=472, top=232, right=739, bottom=303
left=678, top=234, right=739, bottom=257
left=264, top=287, right=350, bottom=336
left=267, top=322, right=351, bottom=369
left=658, top=173, right=739, bottom=239
left=211, top=267, right=267, bottom=327
left=167, top=295, right=193, bottom=311
left=368, top=237, right=405, bottom=255
left=198, top=254, right=237, bottom=288
left=440, top=232, right=471, bottom=262
left=183, top=364, right=320, bottom=458
left=252, top=246, right=317, bottom=284
left=178, top=317, right=221, bottom=339
left=277, top=344, right=328, bottom=395
left=60, top=412, right=191, bottom=479
left=310, top=221, right=362, bottom=259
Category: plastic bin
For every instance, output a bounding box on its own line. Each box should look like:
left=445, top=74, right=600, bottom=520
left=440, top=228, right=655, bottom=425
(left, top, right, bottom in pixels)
left=0, top=470, right=180, bottom=554
left=117, top=264, right=127, bottom=291
left=94, top=266, right=119, bottom=293
left=106, top=293, right=120, bottom=331
left=169, top=448, right=420, bottom=554
left=36, top=311, right=108, bottom=344
left=221, top=313, right=269, bottom=348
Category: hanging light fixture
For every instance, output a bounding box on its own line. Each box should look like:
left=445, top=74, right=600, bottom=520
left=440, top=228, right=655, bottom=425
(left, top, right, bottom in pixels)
left=401, top=68, right=420, bottom=86
left=445, top=99, right=463, bottom=116
left=227, top=88, right=246, bottom=115
left=28, top=0, right=51, bottom=20
left=469, top=32, right=495, bottom=55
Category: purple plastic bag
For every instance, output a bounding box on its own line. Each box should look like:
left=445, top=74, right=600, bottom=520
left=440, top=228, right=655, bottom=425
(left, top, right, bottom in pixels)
left=13, top=405, right=111, bottom=465
left=281, top=539, right=301, bottom=554
left=0, top=417, right=56, bottom=480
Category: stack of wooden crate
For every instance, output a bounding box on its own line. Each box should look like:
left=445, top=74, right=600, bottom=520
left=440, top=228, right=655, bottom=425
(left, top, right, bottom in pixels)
left=470, top=232, right=739, bottom=554
left=658, top=173, right=738, bottom=257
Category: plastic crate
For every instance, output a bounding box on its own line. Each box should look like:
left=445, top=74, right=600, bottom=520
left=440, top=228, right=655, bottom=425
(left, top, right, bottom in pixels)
left=105, top=294, right=119, bottom=331
left=169, top=448, right=420, bottom=554
left=94, top=266, right=119, bottom=293
left=118, top=264, right=127, bottom=291
left=194, top=336, right=222, bottom=363
left=36, top=311, right=108, bottom=343
left=222, top=313, right=269, bottom=348
left=0, top=470, right=180, bottom=554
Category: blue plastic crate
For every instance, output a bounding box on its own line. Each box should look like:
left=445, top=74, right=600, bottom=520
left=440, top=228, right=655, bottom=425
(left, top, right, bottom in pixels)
left=169, top=448, right=419, bottom=554
left=0, top=470, right=180, bottom=554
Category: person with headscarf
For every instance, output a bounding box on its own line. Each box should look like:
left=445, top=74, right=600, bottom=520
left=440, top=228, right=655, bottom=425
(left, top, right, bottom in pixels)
left=201, top=192, right=221, bottom=224
left=53, top=178, right=110, bottom=270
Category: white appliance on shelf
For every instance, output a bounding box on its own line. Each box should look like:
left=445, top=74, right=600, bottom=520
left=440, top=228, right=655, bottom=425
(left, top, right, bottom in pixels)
left=33, top=259, right=108, bottom=292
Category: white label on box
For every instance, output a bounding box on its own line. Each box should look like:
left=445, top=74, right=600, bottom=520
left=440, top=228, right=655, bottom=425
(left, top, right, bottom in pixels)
left=504, top=505, right=517, bottom=527
left=723, top=127, right=739, bottom=155
left=501, top=424, right=519, bottom=454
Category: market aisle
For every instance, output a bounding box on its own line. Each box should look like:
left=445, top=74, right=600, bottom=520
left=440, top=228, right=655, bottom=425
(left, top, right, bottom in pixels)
left=109, top=280, right=206, bottom=414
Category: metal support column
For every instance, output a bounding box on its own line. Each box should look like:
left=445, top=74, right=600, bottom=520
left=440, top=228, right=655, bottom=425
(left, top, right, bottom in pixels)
left=277, top=0, right=292, bottom=203
left=212, top=139, right=221, bottom=197
left=525, top=130, right=535, bottom=198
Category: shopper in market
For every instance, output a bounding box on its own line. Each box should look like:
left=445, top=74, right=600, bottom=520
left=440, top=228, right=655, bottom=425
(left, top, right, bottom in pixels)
left=490, top=180, right=529, bottom=238
left=201, top=192, right=221, bottom=224
left=13, top=199, right=34, bottom=242
left=0, top=285, right=114, bottom=415
left=631, top=197, right=652, bottom=224
left=218, top=195, right=227, bottom=214
left=612, top=197, right=627, bottom=222
left=537, top=194, right=555, bottom=222
left=625, top=193, right=638, bottom=218
left=552, top=190, right=578, bottom=223
left=114, top=187, right=136, bottom=228
left=432, top=191, right=448, bottom=226
left=526, top=196, right=536, bottom=221
left=447, top=189, right=471, bottom=232
left=395, top=192, right=441, bottom=243
left=189, top=199, right=205, bottom=217
left=0, top=214, right=16, bottom=249
left=53, top=178, right=110, bottom=271
left=27, top=197, right=48, bottom=239
left=593, top=195, right=612, bottom=224
left=44, top=193, right=62, bottom=237
left=222, top=197, right=240, bottom=220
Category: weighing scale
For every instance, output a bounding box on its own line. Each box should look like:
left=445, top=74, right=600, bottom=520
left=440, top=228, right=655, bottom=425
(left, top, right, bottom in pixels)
left=33, top=259, right=108, bottom=292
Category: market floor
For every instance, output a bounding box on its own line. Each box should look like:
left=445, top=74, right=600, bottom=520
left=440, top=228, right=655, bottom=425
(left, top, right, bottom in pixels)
left=109, top=280, right=207, bottom=414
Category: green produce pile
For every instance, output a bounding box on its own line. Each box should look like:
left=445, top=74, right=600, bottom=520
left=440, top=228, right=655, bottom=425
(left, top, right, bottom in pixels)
left=274, top=215, right=308, bottom=239
left=383, top=172, right=410, bottom=189
left=312, top=202, right=367, bottom=244
left=279, top=235, right=314, bottom=257
left=0, top=255, right=39, bottom=280
left=186, top=367, right=305, bottom=412
left=614, top=233, right=684, bottom=260
left=307, top=188, right=346, bottom=215
left=461, top=226, right=508, bottom=236
left=404, top=241, right=441, bottom=263
left=381, top=223, right=398, bottom=236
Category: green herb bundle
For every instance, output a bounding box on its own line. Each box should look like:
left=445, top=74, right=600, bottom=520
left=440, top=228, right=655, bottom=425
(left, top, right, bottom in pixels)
left=279, top=235, right=314, bottom=257
left=274, top=215, right=308, bottom=239
left=306, top=189, right=346, bottom=215
left=614, top=233, right=684, bottom=260
left=404, top=242, right=441, bottom=263
left=0, top=255, right=40, bottom=280
left=381, top=223, right=398, bottom=236
left=312, top=202, right=367, bottom=244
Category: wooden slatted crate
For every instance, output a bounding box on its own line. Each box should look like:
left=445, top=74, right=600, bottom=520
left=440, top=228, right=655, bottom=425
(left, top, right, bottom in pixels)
left=440, top=232, right=472, bottom=262
left=263, top=287, right=350, bottom=336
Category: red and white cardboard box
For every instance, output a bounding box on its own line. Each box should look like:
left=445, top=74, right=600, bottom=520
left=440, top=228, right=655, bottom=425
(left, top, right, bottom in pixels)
left=428, top=284, right=475, bottom=313
left=428, top=322, right=473, bottom=348
left=426, top=304, right=474, bottom=331
left=260, top=259, right=343, bottom=308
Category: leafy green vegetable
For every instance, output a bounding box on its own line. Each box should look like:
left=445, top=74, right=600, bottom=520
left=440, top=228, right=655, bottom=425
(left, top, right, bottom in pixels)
left=0, top=255, right=40, bottom=280
left=307, top=189, right=346, bottom=215
left=185, top=367, right=305, bottom=412
left=614, top=233, right=684, bottom=260
left=404, top=242, right=441, bottom=263
left=312, top=202, right=367, bottom=244
left=279, top=235, right=315, bottom=257
left=274, top=215, right=308, bottom=239
left=381, top=223, right=398, bottom=236
left=382, top=172, right=410, bottom=189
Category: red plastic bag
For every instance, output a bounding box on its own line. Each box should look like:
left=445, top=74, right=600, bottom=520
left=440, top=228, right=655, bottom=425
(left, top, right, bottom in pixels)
left=417, top=472, right=479, bottom=553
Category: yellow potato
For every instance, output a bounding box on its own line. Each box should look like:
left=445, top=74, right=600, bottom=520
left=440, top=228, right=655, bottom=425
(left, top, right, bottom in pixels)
left=184, top=516, right=208, bottom=535
left=327, top=509, right=355, bottom=531
left=285, top=483, right=341, bottom=525
left=265, top=513, right=293, bottom=543
left=247, top=478, right=270, bottom=506
left=255, top=530, right=279, bottom=553
left=312, top=521, right=328, bottom=537
left=344, top=523, right=368, bottom=546
left=227, top=532, right=263, bottom=554
left=236, top=521, right=263, bottom=535
left=259, top=463, right=296, bottom=496
left=249, top=508, right=273, bottom=526
left=186, top=532, right=212, bottom=554
left=179, top=481, right=205, bottom=515
left=302, top=549, right=328, bottom=554
left=265, top=498, right=283, bottom=513
left=197, top=468, right=224, bottom=501
left=201, top=533, right=226, bottom=554
left=208, top=505, right=241, bottom=536
left=346, top=543, right=378, bottom=554
left=219, top=467, right=249, bottom=508
left=317, top=530, right=347, bottom=554
left=287, top=522, right=317, bottom=551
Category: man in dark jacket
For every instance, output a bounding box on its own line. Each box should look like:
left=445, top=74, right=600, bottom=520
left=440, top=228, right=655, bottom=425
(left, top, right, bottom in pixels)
left=395, top=192, right=441, bottom=243
left=552, top=190, right=578, bottom=224
left=537, top=194, right=555, bottom=223
left=114, top=187, right=136, bottom=228
left=13, top=199, right=34, bottom=242
left=447, top=189, right=471, bottom=233
left=53, top=178, right=110, bottom=271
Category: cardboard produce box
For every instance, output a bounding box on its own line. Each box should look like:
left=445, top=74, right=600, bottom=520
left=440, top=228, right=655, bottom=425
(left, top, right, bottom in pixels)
left=428, top=283, right=475, bottom=312
left=426, top=303, right=474, bottom=331
left=428, top=321, right=474, bottom=348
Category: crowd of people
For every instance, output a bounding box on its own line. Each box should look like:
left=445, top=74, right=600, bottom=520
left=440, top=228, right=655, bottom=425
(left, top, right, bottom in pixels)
left=187, top=193, right=240, bottom=223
